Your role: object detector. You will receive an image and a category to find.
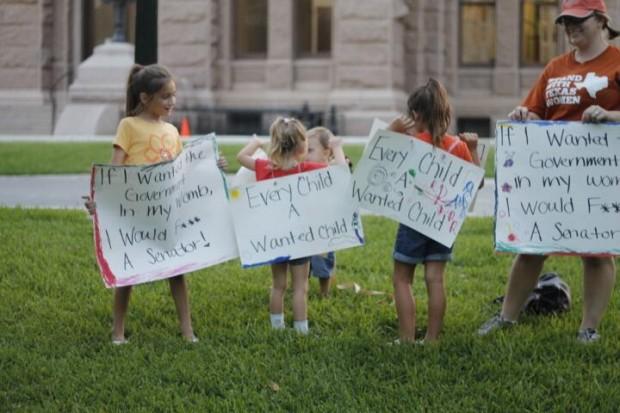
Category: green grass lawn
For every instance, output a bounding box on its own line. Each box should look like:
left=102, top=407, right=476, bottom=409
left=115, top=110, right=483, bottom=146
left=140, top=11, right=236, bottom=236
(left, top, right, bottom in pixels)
left=0, top=142, right=495, bottom=178
left=1, top=208, right=619, bottom=411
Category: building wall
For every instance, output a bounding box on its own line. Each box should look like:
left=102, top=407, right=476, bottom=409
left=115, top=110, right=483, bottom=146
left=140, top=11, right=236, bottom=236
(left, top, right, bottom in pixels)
left=1, top=0, right=619, bottom=135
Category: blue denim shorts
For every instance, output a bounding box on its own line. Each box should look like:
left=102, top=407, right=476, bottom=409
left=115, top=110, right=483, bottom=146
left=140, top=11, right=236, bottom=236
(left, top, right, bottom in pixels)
left=289, top=256, right=311, bottom=266
left=393, top=224, right=452, bottom=264
left=309, top=252, right=335, bottom=279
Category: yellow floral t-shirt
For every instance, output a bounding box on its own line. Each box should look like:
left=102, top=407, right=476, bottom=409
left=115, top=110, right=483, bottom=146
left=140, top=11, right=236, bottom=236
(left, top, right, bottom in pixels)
left=113, top=117, right=182, bottom=166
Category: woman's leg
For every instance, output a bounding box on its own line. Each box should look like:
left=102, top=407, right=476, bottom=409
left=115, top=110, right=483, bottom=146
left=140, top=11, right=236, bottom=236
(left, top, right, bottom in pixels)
left=424, top=261, right=447, bottom=341
left=501, top=254, right=547, bottom=320
left=168, top=275, right=195, bottom=340
left=393, top=260, right=416, bottom=342
left=112, top=286, right=132, bottom=341
left=581, top=256, right=616, bottom=330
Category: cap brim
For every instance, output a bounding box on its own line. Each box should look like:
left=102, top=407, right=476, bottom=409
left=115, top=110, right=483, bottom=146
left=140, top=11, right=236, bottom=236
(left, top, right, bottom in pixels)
left=555, top=9, right=595, bottom=23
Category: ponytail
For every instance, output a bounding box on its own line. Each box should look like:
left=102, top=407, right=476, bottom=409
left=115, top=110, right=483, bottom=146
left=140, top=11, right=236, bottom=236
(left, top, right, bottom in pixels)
left=268, top=117, right=307, bottom=169
left=125, top=64, right=145, bottom=116
left=593, top=12, right=620, bottom=40
left=406, top=78, right=452, bottom=147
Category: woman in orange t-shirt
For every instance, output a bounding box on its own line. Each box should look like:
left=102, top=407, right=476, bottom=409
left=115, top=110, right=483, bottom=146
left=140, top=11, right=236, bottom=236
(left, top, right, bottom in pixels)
left=478, top=0, right=620, bottom=343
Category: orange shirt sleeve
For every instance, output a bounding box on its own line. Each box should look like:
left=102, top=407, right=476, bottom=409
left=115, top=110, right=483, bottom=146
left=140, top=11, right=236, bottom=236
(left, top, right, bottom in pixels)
left=455, top=141, right=473, bottom=163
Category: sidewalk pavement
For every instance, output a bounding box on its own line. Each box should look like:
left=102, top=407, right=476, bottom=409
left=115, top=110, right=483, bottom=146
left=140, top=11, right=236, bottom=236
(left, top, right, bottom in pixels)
left=0, top=175, right=496, bottom=217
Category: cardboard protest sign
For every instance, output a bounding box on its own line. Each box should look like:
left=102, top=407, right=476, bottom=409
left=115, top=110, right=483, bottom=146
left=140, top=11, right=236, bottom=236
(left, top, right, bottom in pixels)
left=91, top=135, right=238, bottom=287
left=350, top=129, right=484, bottom=247
left=368, top=119, right=489, bottom=212
left=495, top=121, right=620, bottom=255
left=229, top=165, right=364, bottom=267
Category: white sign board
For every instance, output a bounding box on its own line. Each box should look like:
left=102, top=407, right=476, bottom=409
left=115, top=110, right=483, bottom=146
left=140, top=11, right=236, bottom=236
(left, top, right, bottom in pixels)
left=495, top=121, right=620, bottom=255
left=91, top=135, right=239, bottom=287
left=229, top=165, right=364, bottom=267
left=351, top=129, right=484, bottom=247
left=367, top=118, right=489, bottom=212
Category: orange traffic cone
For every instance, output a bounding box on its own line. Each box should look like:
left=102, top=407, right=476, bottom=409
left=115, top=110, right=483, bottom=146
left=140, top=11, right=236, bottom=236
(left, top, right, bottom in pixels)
left=180, top=116, right=191, bottom=137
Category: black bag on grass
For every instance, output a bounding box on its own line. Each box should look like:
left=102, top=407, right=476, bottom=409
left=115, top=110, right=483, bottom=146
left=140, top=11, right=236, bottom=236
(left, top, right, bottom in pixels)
left=494, top=272, right=571, bottom=315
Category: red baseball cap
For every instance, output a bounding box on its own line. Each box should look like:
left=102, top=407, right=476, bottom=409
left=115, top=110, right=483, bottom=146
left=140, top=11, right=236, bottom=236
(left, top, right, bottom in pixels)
left=555, top=0, right=608, bottom=22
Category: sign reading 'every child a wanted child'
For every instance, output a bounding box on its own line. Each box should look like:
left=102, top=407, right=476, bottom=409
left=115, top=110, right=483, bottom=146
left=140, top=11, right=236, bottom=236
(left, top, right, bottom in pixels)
left=495, top=121, right=620, bottom=255
left=229, top=165, right=364, bottom=267
left=351, top=129, right=485, bottom=247
left=91, top=136, right=238, bottom=288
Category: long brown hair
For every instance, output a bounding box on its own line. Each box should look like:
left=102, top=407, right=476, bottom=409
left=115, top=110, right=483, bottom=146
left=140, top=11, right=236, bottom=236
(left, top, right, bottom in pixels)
left=125, top=64, right=173, bottom=116
left=268, top=117, right=307, bottom=169
left=407, top=78, right=451, bottom=146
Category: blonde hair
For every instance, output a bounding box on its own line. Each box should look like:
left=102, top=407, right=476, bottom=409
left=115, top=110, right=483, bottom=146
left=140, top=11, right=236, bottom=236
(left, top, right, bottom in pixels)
left=307, top=126, right=334, bottom=161
left=407, top=78, right=451, bottom=147
left=268, top=117, right=307, bottom=169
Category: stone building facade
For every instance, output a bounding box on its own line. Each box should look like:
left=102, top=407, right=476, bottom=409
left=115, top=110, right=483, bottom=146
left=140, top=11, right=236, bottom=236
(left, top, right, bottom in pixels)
left=1, top=0, right=619, bottom=136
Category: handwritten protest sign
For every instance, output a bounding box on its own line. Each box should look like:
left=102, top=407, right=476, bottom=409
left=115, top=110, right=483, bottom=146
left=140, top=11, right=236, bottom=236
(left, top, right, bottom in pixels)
left=351, top=129, right=484, bottom=247
left=495, top=121, right=620, bottom=255
left=91, top=135, right=238, bottom=287
left=368, top=119, right=489, bottom=212
left=229, top=165, right=364, bottom=267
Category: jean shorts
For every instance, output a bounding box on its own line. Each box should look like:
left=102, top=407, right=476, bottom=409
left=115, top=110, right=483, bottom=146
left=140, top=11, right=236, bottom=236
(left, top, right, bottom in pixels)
left=393, top=224, right=452, bottom=264
left=288, top=256, right=311, bottom=266
left=309, top=252, right=335, bottom=279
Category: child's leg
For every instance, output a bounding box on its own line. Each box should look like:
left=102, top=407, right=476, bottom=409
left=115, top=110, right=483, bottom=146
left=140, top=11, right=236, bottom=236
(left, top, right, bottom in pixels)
left=112, top=286, right=132, bottom=341
left=319, top=277, right=331, bottom=297
left=291, top=262, right=310, bottom=322
left=393, top=260, right=416, bottom=342
left=423, top=261, right=447, bottom=341
left=270, top=263, right=288, bottom=319
left=168, top=275, right=195, bottom=340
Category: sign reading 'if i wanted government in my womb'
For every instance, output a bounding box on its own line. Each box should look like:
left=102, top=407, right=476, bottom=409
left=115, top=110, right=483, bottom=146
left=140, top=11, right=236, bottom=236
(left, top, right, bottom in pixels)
left=91, top=135, right=238, bottom=287
left=495, top=120, right=620, bottom=255
left=229, top=165, right=364, bottom=267
left=351, top=129, right=485, bottom=248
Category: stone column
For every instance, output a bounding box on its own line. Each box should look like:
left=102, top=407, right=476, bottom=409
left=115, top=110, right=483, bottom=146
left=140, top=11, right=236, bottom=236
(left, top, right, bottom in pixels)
left=266, top=0, right=294, bottom=89
left=493, top=0, right=520, bottom=96
left=0, top=0, right=50, bottom=133
left=329, top=0, right=409, bottom=135
left=422, top=0, right=446, bottom=84
left=159, top=0, right=212, bottom=91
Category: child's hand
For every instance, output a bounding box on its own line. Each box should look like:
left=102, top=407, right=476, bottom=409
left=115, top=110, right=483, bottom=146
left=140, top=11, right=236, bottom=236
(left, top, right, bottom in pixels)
left=328, top=136, right=343, bottom=149
left=82, top=195, right=96, bottom=215
left=508, top=106, right=541, bottom=121
left=252, top=134, right=267, bottom=146
left=216, top=153, right=229, bottom=171
left=458, top=132, right=479, bottom=151
left=388, top=115, right=415, bottom=134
